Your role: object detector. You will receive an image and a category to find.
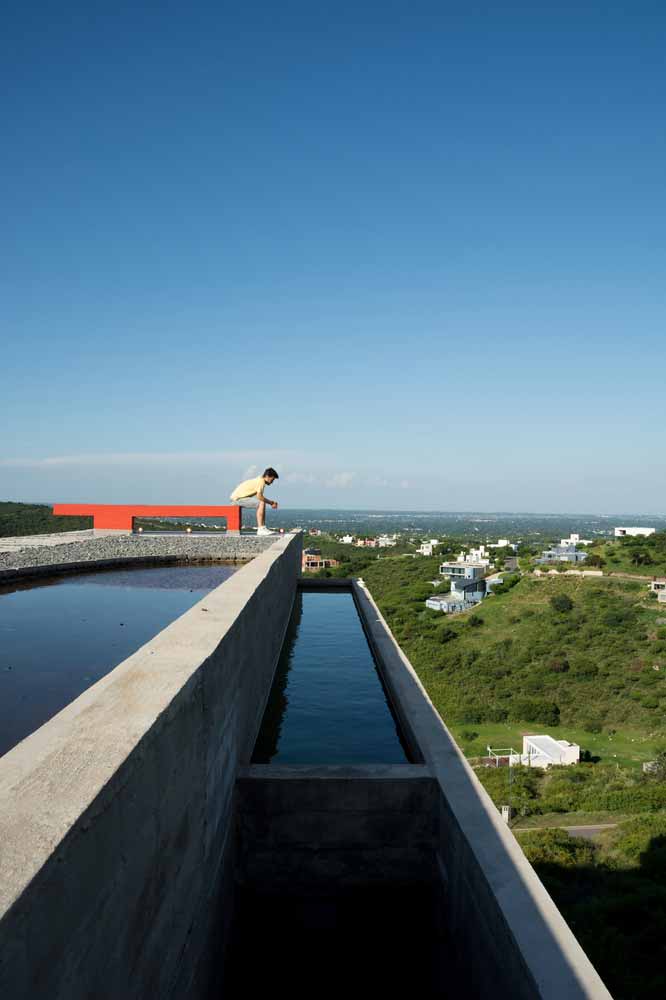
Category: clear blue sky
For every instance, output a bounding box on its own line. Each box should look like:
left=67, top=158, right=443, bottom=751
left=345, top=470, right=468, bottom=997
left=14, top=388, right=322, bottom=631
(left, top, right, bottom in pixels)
left=2, top=2, right=665, bottom=512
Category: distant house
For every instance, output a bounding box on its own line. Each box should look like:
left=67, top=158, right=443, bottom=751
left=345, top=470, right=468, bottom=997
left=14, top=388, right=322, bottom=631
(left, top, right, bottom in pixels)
left=451, top=577, right=486, bottom=602
left=614, top=526, right=656, bottom=538
left=439, top=561, right=486, bottom=580
left=301, top=548, right=339, bottom=572
left=487, top=735, right=580, bottom=769
left=536, top=545, right=588, bottom=565
left=425, top=594, right=477, bottom=614
left=560, top=533, right=592, bottom=546
left=426, top=577, right=486, bottom=613
left=520, top=735, right=580, bottom=768
left=377, top=534, right=397, bottom=548
left=456, top=545, right=493, bottom=568
left=488, top=538, right=518, bottom=552
left=340, top=534, right=355, bottom=544
left=417, top=539, right=439, bottom=556
left=651, top=578, right=666, bottom=603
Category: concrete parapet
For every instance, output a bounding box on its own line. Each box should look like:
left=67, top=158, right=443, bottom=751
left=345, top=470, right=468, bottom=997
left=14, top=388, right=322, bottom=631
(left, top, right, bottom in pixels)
left=353, top=580, right=612, bottom=999
left=0, top=532, right=280, bottom=579
left=0, top=533, right=302, bottom=1000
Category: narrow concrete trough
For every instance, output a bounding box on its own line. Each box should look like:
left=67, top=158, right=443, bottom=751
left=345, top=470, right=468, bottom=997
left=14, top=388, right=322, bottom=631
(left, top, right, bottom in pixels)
left=0, top=545, right=612, bottom=999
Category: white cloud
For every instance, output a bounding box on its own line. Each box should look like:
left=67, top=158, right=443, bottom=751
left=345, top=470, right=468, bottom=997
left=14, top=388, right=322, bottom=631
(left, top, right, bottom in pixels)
left=325, top=472, right=355, bottom=489
left=242, top=464, right=259, bottom=479
left=284, top=471, right=316, bottom=485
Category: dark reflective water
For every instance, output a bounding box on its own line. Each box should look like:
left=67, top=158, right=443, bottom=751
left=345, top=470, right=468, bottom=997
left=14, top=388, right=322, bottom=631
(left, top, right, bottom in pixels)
left=252, top=590, right=408, bottom=764
left=0, top=564, right=237, bottom=759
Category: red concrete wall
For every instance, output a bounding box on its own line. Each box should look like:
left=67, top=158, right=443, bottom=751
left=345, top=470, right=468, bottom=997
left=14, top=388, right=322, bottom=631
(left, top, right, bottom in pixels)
left=53, top=505, right=242, bottom=531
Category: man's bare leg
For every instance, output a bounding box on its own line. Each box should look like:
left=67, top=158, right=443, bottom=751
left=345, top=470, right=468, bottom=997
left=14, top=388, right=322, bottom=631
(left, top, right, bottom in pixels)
left=256, top=499, right=266, bottom=528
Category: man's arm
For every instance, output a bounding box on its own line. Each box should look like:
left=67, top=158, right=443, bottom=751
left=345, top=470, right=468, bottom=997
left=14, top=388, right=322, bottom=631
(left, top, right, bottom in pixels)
left=257, top=483, right=278, bottom=508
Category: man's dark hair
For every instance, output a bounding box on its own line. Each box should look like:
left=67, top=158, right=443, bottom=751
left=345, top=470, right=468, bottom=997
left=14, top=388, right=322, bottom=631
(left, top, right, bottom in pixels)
left=263, top=467, right=279, bottom=479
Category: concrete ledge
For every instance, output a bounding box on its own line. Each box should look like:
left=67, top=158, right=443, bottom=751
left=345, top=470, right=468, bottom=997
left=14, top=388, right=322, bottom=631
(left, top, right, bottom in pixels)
left=0, top=533, right=281, bottom=579
left=0, top=533, right=302, bottom=1000
left=353, top=580, right=612, bottom=1000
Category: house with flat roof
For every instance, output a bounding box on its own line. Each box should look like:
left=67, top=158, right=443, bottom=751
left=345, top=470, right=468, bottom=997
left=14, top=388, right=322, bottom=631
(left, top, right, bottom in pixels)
left=425, top=594, right=478, bottom=614
left=487, top=735, right=580, bottom=769
left=301, top=548, right=339, bottom=572
left=561, top=533, right=592, bottom=547
left=536, top=544, right=588, bottom=565
left=439, top=561, right=486, bottom=580
left=651, top=578, right=666, bottom=603
left=426, top=577, right=487, bottom=613
left=520, top=735, right=580, bottom=768
left=614, top=526, right=656, bottom=538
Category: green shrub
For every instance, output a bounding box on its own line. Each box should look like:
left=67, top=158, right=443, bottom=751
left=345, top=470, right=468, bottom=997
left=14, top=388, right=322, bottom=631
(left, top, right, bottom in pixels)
left=550, top=594, right=574, bottom=613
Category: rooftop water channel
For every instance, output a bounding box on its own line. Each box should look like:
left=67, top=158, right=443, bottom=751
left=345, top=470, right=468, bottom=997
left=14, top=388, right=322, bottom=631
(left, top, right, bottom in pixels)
left=252, top=587, right=411, bottom=764
left=222, top=585, right=444, bottom=997
left=0, top=563, right=237, bottom=759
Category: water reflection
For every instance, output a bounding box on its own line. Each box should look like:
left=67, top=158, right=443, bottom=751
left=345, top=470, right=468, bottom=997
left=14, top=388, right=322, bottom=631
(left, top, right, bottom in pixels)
left=0, top=563, right=237, bottom=759
left=252, top=590, right=408, bottom=764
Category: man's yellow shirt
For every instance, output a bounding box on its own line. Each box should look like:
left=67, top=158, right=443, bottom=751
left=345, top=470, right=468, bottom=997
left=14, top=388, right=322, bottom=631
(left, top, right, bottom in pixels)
left=230, top=476, right=266, bottom=501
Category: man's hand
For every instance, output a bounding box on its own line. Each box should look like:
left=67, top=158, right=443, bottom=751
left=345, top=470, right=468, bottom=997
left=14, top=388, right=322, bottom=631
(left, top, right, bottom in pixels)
left=271, top=500, right=279, bottom=510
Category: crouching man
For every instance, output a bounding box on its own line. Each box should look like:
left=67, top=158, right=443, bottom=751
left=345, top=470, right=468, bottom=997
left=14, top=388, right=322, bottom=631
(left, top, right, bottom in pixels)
left=229, top=468, right=279, bottom=535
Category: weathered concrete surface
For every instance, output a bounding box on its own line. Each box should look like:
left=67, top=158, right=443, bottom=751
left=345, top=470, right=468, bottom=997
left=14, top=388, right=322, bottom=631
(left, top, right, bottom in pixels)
left=0, top=532, right=301, bottom=1000
left=353, top=580, right=612, bottom=1000
left=237, top=764, right=437, bottom=890
left=0, top=532, right=279, bottom=579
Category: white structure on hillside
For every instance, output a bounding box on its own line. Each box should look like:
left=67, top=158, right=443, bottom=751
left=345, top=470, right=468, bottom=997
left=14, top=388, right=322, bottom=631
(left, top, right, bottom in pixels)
left=439, top=561, right=486, bottom=581
left=561, top=533, right=592, bottom=547
left=651, top=578, right=666, bottom=603
left=537, top=544, right=588, bottom=565
left=487, top=735, right=580, bottom=769
left=340, top=534, right=355, bottom=545
left=377, top=534, right=397, bottom=548
left=417, top=539, right=439, bottom=556
left=455, top=545, right=492, bottom=569
left=488, top=538, right=518, bottom=552
left=614, top=526, right=656, bottom=538
left=520, top=735, right=580, bottom=768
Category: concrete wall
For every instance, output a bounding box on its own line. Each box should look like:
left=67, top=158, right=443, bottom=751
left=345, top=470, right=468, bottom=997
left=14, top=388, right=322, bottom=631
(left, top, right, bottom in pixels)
left=237, top=764, right=437, bottom=890
left=353, top=580, right=612, bottom=1000
left=0, top=532, right=302, bottom=1000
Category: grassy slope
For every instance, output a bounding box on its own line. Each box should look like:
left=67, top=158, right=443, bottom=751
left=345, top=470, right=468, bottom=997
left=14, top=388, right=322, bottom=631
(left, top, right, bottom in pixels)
left=586, top=538, right=666, bottom=577
left=362, top=565, right=666, bottom=753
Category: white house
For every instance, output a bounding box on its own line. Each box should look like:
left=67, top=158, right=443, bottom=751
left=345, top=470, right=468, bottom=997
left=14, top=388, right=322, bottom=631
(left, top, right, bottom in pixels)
left=417, top=539, right=439, bottom=556
left=651, top=578, right=666, bottom=603
left=439, top=561, right=486, bottom=580
left=340, top=534, right=355, bottom=545
left=488, top=538, right=518, bottom=552
left=456, top=545, right=492, bottom=568
left=489, top=735, right=580, bottom=769
left=560, top=533, right=592, bottom=547
left=520, top=735, right=580, bottom=768
left=425, top=594, right=477, bottom=614
left=614, top=526, right=656, bottom=538
left=377, top=534, right=397, bottom=548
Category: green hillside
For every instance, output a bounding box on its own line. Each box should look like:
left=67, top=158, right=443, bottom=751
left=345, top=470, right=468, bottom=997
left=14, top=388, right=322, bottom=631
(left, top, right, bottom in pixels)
left=0, top=502, right=92, bottom=537
left=583, top=531, right=666, bottom=577
left=362, top=563, right=666, bottom=743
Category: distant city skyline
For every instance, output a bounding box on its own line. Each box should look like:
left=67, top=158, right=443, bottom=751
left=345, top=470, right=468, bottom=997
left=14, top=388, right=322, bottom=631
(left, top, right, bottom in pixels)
left=3, top=3, right=665, bottom=511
